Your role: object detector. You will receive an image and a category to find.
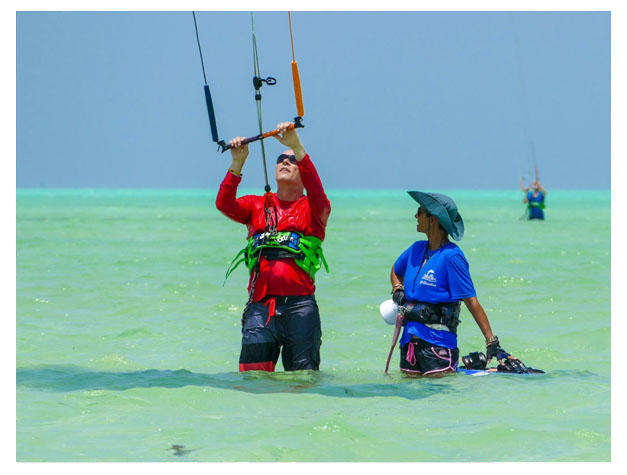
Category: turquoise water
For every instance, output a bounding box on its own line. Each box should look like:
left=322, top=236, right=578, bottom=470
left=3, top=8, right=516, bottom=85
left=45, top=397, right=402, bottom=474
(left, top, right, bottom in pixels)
left=16, top=189, right=610, bottom=461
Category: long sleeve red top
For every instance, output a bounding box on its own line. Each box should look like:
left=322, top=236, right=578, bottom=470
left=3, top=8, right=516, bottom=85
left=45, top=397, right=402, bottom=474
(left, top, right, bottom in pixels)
left=216, top=154, right=331, bottom=302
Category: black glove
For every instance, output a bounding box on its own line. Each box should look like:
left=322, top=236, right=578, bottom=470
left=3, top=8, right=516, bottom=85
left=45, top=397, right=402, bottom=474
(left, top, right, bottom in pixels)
left=392, top=289, right=406, bottom=306
left=486, top=336, right=506, bottom=361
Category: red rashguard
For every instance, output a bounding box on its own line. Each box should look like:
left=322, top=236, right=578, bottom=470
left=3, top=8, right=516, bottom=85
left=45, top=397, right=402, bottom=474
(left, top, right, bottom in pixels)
left=216, top=154, right=331, bottom=302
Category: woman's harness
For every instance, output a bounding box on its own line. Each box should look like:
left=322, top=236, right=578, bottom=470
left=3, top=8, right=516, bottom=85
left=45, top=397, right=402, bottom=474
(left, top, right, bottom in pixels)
left=402, top=301, right=462, bottom=334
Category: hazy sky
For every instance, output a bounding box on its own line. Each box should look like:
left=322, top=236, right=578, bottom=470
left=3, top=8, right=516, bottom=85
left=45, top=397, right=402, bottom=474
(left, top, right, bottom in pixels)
left=16, top=10, right=610, bottom=189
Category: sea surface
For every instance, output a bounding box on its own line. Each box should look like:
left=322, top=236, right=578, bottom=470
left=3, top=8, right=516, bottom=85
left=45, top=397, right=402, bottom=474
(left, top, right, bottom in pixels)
left=16, top=189, right=611, bottom=462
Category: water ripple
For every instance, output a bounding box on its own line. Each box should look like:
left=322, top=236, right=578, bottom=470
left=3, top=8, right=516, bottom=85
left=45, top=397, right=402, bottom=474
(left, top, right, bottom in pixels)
left=18, top=365, right=463, bottom=400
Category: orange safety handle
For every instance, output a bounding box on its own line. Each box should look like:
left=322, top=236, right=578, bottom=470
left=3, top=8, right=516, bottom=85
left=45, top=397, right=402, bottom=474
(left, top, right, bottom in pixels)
left=288, top=12, right=304, bottom=125
left=291, top=61, right=305, bottom=118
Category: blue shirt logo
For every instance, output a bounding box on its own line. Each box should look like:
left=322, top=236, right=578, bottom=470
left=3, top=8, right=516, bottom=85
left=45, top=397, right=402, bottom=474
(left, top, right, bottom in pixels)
left=420, top=269, right=437, bottom=286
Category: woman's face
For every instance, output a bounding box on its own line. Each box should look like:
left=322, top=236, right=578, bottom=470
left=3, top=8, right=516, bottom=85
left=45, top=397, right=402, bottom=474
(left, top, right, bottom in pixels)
left=415, top=207, right=431, bottom=233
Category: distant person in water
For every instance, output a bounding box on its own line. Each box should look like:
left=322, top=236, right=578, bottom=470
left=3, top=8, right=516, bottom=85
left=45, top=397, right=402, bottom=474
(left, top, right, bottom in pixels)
left=520, top=178, right=546, bottom=220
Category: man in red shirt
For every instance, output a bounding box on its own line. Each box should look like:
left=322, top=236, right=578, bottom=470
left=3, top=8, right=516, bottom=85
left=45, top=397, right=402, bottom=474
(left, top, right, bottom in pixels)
left=216, top=122, right=331, bottom=372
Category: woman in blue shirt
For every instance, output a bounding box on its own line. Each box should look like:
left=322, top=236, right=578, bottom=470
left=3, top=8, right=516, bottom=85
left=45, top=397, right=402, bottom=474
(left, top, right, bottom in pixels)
left=390, top=191, right=507, bottom=376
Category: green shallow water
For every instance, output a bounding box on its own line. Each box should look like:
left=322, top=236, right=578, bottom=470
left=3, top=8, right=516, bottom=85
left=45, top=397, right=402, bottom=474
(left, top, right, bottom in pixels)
left=16, top=188, right=611, bottom=461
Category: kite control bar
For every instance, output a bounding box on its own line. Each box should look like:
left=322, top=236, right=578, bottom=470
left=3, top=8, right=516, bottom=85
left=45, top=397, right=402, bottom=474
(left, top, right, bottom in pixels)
left=219, top=120, right=303, bottom=153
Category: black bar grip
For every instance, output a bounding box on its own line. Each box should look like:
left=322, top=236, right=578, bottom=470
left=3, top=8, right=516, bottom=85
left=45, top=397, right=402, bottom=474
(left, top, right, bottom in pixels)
left=203, top=85, right=220, bottom=144
left=220, top=134, right=263, bottom=153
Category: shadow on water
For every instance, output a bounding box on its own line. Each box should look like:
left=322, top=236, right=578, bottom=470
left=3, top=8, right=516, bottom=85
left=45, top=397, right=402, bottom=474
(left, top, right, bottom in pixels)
left=16, top=364, right=468, bottom=400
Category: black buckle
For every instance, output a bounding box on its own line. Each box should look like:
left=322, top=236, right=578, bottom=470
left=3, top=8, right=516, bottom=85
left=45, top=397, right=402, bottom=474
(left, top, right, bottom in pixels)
left=418, top=306, right=431, bottom=321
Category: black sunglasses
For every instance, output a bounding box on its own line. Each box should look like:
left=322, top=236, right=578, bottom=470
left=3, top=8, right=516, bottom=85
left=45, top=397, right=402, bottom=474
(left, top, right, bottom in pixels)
left=276, top=154, right=297, bottom=164
left=417, top=207, right=432, bottom=217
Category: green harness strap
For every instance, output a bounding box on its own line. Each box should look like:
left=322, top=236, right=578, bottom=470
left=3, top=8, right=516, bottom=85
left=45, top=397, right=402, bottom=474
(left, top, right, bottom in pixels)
left=224, top=231, right=329, bottom=283
left=527, top=192, right=546, bottom=210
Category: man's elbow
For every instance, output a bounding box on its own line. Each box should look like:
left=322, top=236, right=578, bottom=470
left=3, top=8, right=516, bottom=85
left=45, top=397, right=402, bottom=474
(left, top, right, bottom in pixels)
left=317, top=203, right=331, bottom=224
left=216, top=193, right=227, bottom=212
left=323, top=205, right=331, bottom=222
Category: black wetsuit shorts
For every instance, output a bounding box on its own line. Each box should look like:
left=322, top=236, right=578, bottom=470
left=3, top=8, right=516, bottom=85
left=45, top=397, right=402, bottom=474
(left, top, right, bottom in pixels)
left=239, top=295, right=321, bottom=372
left=399, top=337, right=459, bottom=375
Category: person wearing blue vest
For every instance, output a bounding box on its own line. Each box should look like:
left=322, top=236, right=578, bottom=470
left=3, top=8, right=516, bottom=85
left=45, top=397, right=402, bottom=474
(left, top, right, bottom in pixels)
left=520, top=178, right=546, bottom=220
left=389, top=191, right=512, bottom=376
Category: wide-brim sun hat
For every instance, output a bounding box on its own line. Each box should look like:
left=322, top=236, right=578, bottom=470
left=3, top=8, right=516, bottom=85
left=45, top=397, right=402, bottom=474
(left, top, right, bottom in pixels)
left=408, top=191, right=464, bottom=241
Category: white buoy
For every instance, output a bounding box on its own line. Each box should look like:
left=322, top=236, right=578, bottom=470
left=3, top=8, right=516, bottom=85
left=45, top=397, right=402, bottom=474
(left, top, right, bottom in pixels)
left=379, top=299, right=399, bottom=325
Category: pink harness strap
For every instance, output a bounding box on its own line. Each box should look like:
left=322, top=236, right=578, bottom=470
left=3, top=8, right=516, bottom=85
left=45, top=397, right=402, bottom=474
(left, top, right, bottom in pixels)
left=406, top=341, right=417, bottom=366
